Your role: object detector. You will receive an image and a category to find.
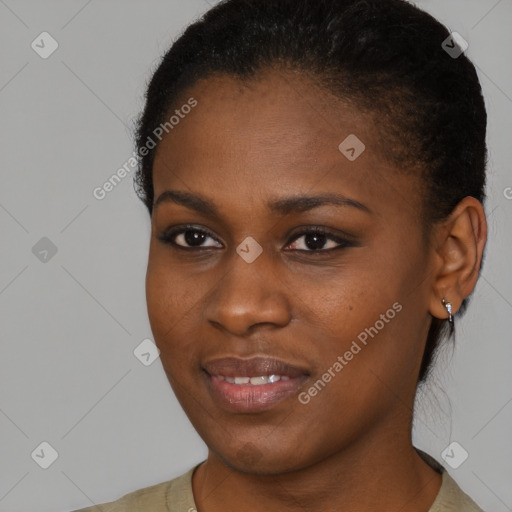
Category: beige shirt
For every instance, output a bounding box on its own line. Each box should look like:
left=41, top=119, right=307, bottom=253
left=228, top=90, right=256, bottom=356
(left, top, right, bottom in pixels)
left=72, top=456, right=485, bottom=512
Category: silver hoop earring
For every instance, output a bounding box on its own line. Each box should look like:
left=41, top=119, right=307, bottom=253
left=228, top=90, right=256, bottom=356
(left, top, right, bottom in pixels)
left=441, top=298, right=454, bottom=327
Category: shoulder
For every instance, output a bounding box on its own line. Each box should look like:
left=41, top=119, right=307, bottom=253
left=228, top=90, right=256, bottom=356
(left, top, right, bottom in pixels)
left=70, top=464, right=199, bottom=512
left=415, top=448, right=485, bottom=512
left=428, top=467, right=486, bottom=512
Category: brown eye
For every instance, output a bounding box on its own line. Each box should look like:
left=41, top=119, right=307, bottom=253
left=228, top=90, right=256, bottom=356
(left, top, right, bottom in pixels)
left=286, top=228, right=355, bottom=252
left=158, top=226, right=222, bottom=249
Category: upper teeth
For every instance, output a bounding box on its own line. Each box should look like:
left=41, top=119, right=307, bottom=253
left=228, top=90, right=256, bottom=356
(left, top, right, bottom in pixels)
left=218, top=375, right=290, bottom=385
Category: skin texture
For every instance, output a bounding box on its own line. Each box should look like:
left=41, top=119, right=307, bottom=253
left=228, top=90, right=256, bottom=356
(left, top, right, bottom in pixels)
left=146, top=68, right=487, bottom=511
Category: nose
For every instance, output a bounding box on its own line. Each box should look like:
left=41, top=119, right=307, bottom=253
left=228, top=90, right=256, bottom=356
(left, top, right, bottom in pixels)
left=205, top=249, right=291, bottom=336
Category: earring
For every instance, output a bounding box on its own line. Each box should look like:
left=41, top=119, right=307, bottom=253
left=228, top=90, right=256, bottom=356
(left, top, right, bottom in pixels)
left=441, top=298, right=454, bottom=327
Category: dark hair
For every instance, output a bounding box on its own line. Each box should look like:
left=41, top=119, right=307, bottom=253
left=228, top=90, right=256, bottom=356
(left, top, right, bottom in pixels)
left=134, top=0, right=487, bottom=384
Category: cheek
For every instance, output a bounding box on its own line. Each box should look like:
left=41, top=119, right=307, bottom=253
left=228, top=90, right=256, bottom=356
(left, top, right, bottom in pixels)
left=145, top=252, right=191, bottom=354
left=299, top=251, right=426, bottom=399
left=146, top=264, right=174, bottom=336
left=146, top=245, right=196, bottom=324
left=145, top=249, right=214, bottom=375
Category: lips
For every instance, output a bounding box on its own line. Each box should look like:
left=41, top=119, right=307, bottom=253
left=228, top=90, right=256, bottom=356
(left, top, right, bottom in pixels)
left=202, top=356, right=309, bottom=413
left=203, top=356, right=307, bottom=379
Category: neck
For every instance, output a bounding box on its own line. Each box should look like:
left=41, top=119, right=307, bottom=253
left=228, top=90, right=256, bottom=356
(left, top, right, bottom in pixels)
left=192, top=417, right=442, bottom=512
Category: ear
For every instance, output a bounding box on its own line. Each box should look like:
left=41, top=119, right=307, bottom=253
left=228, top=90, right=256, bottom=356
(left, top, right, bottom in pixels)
left=428, top=196, right=487, bottom=321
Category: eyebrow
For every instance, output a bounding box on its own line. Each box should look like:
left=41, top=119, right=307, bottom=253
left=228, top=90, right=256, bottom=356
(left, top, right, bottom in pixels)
left=153, top=190, right=372, bottom=216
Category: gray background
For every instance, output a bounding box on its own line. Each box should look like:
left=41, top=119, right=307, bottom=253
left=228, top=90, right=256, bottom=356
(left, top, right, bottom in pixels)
left=0, top=1, right=510, bottom=511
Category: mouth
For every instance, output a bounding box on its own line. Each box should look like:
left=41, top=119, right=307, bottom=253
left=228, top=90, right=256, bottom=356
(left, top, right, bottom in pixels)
left=202, top=356, right=309, bottom=413
left=215, top=374, right=291, bottom=385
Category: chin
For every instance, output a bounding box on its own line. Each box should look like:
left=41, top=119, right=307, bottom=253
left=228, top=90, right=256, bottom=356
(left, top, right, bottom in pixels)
left=209, top=440, right=308, bottom=476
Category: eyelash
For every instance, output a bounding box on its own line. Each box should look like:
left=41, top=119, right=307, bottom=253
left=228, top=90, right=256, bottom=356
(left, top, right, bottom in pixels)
left=157, top=225, right=355, bottom=253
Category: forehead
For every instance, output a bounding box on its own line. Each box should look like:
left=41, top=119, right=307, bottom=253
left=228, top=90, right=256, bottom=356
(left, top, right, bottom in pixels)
left=156, top=68, right=367, bottom=169
left=152, top=68, right=421, bottom=221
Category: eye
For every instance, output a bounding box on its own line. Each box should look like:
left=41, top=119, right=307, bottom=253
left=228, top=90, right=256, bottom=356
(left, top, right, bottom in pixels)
left=158, top=225, right=355, bottom=252
left=285, top=227, right=354, bottom=252
left=157, top=225, right=222, bottom=249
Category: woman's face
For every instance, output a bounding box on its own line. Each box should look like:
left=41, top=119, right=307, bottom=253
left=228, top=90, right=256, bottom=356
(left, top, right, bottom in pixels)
left=146, top=69, right=435, bottom=474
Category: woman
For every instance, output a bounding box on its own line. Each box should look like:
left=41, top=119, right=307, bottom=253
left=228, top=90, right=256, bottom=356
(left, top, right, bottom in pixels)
left=75, top=0, right=488, bottom=510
